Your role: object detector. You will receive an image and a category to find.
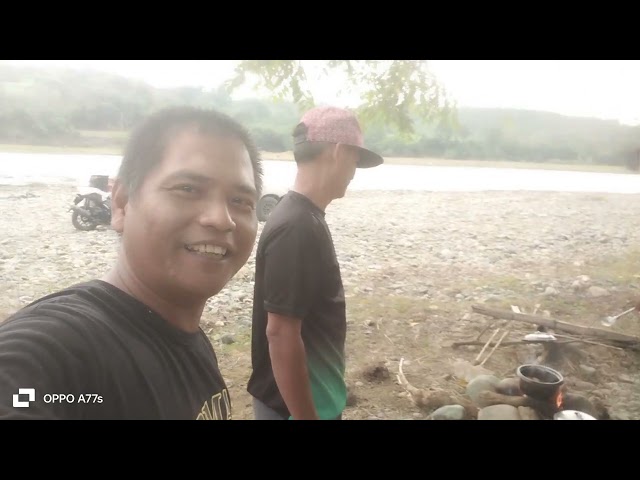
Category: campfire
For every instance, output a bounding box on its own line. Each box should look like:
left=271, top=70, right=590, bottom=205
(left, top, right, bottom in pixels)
left=397, top=358, right=604, bottom=420
left=395, top=302, right=621, bottom=420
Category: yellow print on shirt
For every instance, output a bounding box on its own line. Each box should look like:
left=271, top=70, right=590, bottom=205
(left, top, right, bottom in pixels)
left=196, top=389, right=232, bottom=420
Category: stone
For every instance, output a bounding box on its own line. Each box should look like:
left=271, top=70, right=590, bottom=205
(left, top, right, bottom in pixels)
left=478, top=405, right=521, bottom=420
left=220, top=334, right=235, bottom=345
left=579, top=365, right=597, bottom=379
left=428, top=405, right=466, bottom=420
left=517, top=407, right=540, bottom=420
left=466, top=375, right=501, bottom=405
left=496, top=377, right=522, bottom=396
left=588, top=286, right=610, bottom=297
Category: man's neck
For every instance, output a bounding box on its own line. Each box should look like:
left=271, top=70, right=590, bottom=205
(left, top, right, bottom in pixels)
left=102, top=260, right=205, bottom=334
left=291, top=168, right=333, bottom=211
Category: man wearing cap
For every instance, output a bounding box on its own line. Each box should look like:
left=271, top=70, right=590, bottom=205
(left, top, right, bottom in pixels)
left=247, top=106, right=383, bottom=420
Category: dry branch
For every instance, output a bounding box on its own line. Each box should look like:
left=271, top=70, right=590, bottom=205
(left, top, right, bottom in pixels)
left=397, top=358, right=477, bottom=417
left=452, top=340, right=530, bottom=348
left=471, top=305, right=640, bottom=350
left=479, top=329, right=511, bottom=366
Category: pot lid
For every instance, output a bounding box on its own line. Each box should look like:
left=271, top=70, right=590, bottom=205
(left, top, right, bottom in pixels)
left=554, top=410, right=596, bottom=420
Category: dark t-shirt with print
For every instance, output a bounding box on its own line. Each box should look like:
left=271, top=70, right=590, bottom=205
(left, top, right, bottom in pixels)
left=247, top=191, right=347, bottom=419
left=0, top=280, right=230, bottom=420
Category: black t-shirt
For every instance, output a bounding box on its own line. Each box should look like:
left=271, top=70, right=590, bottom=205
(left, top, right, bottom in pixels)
left=0, top=280, right=231, bottom=420
left=247, top=191, right=347, bottom=420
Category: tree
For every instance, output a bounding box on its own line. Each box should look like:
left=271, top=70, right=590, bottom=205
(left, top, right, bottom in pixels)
left=224, top=60, right=458, bottom=136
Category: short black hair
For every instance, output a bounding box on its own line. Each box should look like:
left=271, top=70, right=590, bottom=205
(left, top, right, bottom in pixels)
left=291, top=122, right=332, bottom=164
left=117, top=106, right=263, bottom=198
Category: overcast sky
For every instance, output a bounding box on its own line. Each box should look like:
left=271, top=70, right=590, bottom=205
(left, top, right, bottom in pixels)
left=4, top=60, right=639, bottom=125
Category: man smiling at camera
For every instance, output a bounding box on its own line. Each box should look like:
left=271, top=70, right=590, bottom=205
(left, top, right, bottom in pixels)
left=0, top=106, right=262, bottom=420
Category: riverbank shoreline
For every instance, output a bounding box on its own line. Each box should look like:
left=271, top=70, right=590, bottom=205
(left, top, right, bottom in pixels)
left=0, top=144, right=633, bottom=175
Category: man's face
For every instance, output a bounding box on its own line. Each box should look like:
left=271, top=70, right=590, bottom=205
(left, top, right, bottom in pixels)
left=112, top=128, right=258, bottom=302
left=332, top=144, right=359, bottom=198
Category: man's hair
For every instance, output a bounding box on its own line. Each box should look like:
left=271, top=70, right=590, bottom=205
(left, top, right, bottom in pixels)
left=292, top=122, right=332, bottom=164
left=117, top=106, right=263, bottom=198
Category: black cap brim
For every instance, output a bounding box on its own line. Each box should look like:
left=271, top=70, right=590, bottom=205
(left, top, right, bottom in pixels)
left=355, top=146, right=384, bottom=168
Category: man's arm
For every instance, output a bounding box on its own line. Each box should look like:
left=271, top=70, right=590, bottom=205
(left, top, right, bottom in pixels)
left=266, top=312, right=318, bottom=420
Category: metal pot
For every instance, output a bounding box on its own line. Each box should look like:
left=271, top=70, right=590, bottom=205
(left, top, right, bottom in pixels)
left=554, top=410, right=596, bottom=420
left=516, top=364, right=564, bottom=402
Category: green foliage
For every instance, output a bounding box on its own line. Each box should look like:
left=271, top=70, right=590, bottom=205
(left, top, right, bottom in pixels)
left=226, top=60, right=315, bottom=111
left=226, top=60, right=456, bottom=136
left=0, top=64, right=638, bottom=167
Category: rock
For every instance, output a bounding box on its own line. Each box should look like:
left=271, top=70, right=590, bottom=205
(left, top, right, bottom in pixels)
left=355, top=381, right=364, bottom=387
left=571, top=280, right=584, bottom=291
left=478, top=405, right=521, bottom=420
left=484, top=294, right=502, bottom=303
left=466, top=375, right=501, bottom=405
left=496, top=377, right=522, bottom=396
left=428, top=405, right=466, bottom=420
left=214, top=321, right=225, bottom=327
left=618, top=374, right=635, bottom=384
left=609, top=411, right=630, bottom=421
left=543, top=286, right=558, bottom=296
left=561, top=393, right=599, bottom=418
left=439, top=249, right=455, bottom=259
left=588, top=286, right=610, bottom=297
left=567, top=379, right=597, bottom=391
left=220, top=334, right=235, bottom=345
left=580, top=365, right=597, bottom=379
left=518, top=407, right=540, bottom=420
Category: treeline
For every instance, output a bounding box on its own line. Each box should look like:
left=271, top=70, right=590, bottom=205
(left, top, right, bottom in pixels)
left=1, top=65, right=638, bottom=168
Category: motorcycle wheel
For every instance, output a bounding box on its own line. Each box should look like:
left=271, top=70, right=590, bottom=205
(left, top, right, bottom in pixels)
left=72, top=210, right=98, bottom=231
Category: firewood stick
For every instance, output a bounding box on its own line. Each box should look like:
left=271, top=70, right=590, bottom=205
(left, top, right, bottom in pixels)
left=453, top=340, right=529, bottom=347
left=475, top=322, right=496, bottom=342
left=452, top=339, right=575, bottom=348
left=471, top=304, right=640, bottom=347
left=474, top=328, right=500, bottom=365
left=480, top=329, right=511, bottom=366
left=550, top=333, right=624, bottom=350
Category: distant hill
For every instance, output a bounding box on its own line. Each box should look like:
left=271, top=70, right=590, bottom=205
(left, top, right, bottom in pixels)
left=0, top=65, right=638, bottom=168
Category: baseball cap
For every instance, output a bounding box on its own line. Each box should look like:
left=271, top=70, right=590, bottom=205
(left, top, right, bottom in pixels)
left=293, top=106, right=384, bottom=168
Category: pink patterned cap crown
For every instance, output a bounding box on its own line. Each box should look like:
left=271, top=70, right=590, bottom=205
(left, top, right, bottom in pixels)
left=294, top=106, right=383, bottom=168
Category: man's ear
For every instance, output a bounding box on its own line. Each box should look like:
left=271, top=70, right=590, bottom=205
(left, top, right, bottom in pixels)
left=331, top=143, right=343, bottom=165
left=110, top=179, right=129, bottom=233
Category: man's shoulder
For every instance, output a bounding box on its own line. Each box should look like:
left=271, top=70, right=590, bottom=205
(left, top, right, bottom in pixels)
left=260, top=214, right=323, bottom=253
left=263, top=194, right=325, bottom=236
left=1, top=280, right=119, bottom=337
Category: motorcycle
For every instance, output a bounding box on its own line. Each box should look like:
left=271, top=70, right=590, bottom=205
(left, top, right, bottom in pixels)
left=70, top=176, right=112, bottom=231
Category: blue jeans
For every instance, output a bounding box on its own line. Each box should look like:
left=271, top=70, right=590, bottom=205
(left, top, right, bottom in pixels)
left=251, top=397, right=342, bottom=420
left=252, top=397, right=287, bottom=420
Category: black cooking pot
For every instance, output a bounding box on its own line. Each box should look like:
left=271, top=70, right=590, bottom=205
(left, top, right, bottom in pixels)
left=516, top=364, right=564, bottom=402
